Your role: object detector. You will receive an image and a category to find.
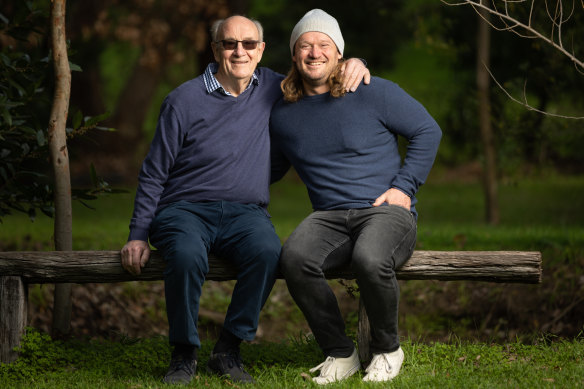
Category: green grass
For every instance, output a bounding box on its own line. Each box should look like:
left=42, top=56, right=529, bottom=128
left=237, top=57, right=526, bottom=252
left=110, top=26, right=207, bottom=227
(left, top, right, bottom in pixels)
left=2, top=170, right=582, bottom=251
left=0, top=190, right=135, bottom=251
left=1, top=329, right=583, bottom=388
left=418, top=174, right=584, bottom=228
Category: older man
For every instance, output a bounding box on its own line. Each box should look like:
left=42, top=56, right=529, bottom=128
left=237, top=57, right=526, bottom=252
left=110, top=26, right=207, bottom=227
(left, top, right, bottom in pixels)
left=120, top=15, right=368, bottom=385
left=270, top=9, right=442, bottom=385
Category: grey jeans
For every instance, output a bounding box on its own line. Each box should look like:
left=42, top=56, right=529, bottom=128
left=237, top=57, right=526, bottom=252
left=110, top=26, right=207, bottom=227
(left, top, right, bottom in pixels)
left=280, top=205, right=416, bottom=357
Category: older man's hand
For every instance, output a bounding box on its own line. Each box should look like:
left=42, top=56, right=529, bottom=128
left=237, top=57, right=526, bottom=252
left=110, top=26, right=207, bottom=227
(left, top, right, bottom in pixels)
left=341, top=58, right=371, bottom=92
left=121, top=240, right=151, bottom=275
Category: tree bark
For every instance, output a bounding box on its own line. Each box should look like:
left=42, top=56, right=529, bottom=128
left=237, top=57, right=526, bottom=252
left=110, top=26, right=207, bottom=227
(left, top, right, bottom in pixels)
left=0, top=277, right=27, bottom=363
left=0, top=250, right=543, bottom=284
left=48, top=0, right=73, bottom=338
left=477, top=0, right=499, bottom=225
left=358, top=298, right=372, bottom=364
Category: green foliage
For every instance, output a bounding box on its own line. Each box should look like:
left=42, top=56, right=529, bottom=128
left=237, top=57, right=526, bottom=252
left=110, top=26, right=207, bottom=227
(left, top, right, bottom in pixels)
left=0, top=329, right=80, bottom=380
left=0, top=328, right=170, bottom=384
left=434, top=1, right=584, bottom=170
left=0, top=3, right=53, bottom=221
left=0, top=2, right=120, bottom=223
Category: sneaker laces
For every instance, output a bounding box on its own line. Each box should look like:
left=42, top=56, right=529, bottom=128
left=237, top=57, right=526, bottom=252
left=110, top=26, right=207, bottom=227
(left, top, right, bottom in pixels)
left=310, top=356, right=337, bottom=376
left=169, top=357, right=195, bottom=376
left=366, top=353, right=393, bottom=373
left=226, top=350, right=244, bottom=368
left=214, top=350, right=248, bottom=373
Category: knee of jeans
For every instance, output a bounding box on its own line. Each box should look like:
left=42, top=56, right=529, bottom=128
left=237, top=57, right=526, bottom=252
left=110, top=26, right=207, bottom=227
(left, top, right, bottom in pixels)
left=352, top=250, right=396, bottom=281
left=165, top=243, right=209, bottom=276
left=280, top=244, right=309, bottom=279
left=249, top=243, right=281, bottom=271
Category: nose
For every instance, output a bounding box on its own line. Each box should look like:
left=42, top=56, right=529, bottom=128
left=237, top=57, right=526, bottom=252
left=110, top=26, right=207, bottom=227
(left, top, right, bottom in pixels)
left=309, top=45, right=321, bottom=58
left=234, top=41, right=246, bottom=56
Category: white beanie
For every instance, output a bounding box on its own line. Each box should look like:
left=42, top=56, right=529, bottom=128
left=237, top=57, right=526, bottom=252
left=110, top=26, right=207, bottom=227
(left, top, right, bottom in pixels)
left=289, top=9, right=344, bottom=56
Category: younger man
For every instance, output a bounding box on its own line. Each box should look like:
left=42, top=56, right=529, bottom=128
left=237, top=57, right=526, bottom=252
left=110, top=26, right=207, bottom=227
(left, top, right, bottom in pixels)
left=270, top=9, right=442, bottom=384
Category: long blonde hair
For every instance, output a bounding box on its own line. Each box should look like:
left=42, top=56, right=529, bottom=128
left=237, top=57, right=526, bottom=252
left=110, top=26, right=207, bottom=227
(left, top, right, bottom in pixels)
left=281, top=59, right=347, bottom=102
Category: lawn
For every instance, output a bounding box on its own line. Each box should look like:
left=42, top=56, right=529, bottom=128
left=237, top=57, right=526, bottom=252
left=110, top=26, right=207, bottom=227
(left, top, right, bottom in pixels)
left=2, top=169, right=583, bottom=253
left=1, top=329, right=583, bottom=388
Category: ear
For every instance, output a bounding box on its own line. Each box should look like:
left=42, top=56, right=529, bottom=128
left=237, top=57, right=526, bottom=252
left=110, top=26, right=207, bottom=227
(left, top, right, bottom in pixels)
left=256, top=41, right=266, bottom=62
left=212, top=42, right=220, bottom=62
left=291, top=40, right=299, bottom=64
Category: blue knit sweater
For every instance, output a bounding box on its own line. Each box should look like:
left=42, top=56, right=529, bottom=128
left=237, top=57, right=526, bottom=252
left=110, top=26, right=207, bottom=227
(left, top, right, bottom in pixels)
left=269, top=77, right=442, bottom=218
left=129, top=67, right=283, bottom=241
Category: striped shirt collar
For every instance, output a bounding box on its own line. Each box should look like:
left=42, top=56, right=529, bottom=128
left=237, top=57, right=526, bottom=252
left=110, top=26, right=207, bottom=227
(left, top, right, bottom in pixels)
left=203, top=63, right=259, bottom=96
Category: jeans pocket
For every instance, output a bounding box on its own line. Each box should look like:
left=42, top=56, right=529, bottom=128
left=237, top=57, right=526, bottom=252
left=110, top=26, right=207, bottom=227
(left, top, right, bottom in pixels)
left=387, top=203, right=414, bottom=219
left=386, top=205, right=417, bottom=267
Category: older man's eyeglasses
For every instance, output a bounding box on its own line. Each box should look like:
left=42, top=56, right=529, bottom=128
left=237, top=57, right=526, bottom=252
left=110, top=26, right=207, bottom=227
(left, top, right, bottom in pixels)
left=216, top=40, right=260, bottom=50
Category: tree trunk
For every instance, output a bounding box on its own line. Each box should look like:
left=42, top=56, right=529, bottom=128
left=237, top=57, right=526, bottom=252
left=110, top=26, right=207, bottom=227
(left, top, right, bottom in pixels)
left=476, top=0, right=499, bottom=225
left=48, top=0, right=73, bottom=338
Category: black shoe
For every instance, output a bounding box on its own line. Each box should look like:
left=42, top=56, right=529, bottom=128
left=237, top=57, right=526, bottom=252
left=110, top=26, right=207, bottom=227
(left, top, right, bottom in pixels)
left=163, top=355, right=197, bottom=384
left=207, top=350, right=255, bottom=383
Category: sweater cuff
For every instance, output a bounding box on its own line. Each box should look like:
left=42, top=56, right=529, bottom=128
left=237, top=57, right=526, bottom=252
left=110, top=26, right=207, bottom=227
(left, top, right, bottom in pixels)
left=128, top=227, right=149, bottom=242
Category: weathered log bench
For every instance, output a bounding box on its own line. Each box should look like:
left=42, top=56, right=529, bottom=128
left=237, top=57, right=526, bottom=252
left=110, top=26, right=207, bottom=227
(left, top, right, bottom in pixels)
left=0, top=250, right=542, bottom=364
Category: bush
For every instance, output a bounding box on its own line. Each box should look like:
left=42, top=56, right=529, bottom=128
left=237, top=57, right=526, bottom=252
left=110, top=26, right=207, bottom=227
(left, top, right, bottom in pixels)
left=0, top=3, right=54, bottom=221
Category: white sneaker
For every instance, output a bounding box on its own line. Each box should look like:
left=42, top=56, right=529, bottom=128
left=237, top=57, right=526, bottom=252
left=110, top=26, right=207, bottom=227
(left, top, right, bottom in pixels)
left=309, top=348, right=360, bottom=385
left=362, top=347, right=404, bottom=382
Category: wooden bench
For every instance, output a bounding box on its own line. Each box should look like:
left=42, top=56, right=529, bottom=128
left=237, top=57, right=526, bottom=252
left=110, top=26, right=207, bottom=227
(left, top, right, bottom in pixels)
left=0, top=250, right=542, bottom=364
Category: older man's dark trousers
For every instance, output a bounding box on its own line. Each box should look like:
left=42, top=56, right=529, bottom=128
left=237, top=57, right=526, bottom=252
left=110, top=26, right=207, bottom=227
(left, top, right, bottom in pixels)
left=281, top=205, right=416, bottom=357
left=149, top=200, right=281, bottom=349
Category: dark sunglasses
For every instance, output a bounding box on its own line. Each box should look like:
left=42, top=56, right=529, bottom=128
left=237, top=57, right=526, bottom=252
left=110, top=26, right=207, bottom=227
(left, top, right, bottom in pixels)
left=216, top=39, right=260, bottom=50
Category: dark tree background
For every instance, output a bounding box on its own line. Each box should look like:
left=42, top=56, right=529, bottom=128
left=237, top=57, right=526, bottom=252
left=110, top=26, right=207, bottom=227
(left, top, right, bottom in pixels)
left=1, top=0, right=583, bottom=217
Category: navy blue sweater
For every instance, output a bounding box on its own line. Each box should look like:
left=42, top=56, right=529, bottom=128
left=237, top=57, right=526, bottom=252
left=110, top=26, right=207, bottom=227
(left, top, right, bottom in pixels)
left=270, top=77, right=442, bottom=218
left=129, top=67, right=283, bottom=241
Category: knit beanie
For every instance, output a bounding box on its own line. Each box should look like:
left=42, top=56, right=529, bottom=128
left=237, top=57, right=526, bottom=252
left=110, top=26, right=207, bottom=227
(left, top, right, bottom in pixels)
left=289, top=9, right=344, bottom=56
